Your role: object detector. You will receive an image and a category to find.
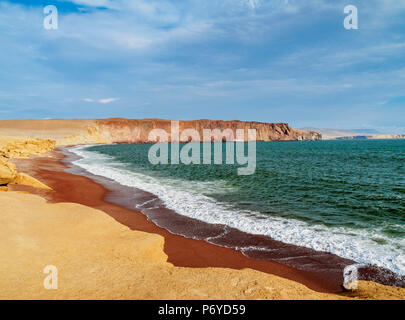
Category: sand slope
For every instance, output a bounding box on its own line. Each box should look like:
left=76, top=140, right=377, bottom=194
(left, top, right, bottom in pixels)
left=1, top=191, right=404, bottom=300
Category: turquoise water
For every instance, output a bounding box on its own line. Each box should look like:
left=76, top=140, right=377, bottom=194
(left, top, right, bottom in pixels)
left=71, top=140, right=405, bottom=274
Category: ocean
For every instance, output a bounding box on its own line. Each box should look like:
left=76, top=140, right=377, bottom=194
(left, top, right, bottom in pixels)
left=69, top=140, right=405, bottom=276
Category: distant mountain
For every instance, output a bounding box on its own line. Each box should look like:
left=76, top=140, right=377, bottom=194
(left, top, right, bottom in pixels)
left=336, top=134, right=405, bottom=140
left=301, top=128, right=363, bottom=139
left=299, top=128, right=403, bottom=140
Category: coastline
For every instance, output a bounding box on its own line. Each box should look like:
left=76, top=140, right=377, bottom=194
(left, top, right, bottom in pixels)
left=58, top=147, right=405, bottom=290
left=61, top=147, right=357, bottom=292
left=5, top=148, right=404, bottom=299
left=11, top=149, right=338, bottom=293
left=2, top=191, right=357, bottom=301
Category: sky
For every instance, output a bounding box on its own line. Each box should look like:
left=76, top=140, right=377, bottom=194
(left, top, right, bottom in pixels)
left=0, top=0, right=405, bottom=133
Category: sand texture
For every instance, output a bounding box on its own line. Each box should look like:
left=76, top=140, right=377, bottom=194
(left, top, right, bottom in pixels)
left=1, top=191, right=404, bottom=300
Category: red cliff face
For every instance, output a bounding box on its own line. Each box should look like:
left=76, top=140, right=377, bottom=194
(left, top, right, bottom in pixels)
left=96, top=119, right=322, bottom=143
left=0, top=118, right=322, bottom=146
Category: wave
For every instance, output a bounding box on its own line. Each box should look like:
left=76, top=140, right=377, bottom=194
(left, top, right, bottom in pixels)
left=68, top=145, right=405, bottom=275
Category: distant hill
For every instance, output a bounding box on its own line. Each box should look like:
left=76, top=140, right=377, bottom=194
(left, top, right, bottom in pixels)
left=300, top=128, right=404, bottom=140
left=350, top=129, right=381, bottom=134
left=336, top=134, right=405, bottom=140
left=301, top=128, right=364, bottom=140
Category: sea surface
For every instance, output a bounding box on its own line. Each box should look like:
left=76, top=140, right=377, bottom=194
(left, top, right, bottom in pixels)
left=69, top=140, right=405, bottom=275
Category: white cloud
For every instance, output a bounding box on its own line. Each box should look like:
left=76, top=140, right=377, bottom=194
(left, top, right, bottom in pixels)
left=83, top=98, right=119, bottom=104
left=99, top=98, right=119, bottom=104
left=1, top=0, right=405, bottom=127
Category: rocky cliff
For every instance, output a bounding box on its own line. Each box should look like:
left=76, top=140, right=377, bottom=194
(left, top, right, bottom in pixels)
left=0, top=119, right=320, bottom=189
left=0, top=118, right=321, bottom=146
left=96, top=119, right=321, bottom=143
left=0, top=135, right=54, bottom=190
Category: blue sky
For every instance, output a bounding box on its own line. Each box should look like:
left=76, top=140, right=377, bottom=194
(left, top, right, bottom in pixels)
left=1, top=0, right=405, bottom=132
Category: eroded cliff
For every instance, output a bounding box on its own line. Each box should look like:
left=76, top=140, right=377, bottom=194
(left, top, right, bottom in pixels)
left=0, top=118, right=321, bottom=146
left=96, top=118, right=321, bottom=143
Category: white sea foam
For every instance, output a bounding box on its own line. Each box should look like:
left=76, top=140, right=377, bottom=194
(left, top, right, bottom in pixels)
left=68, top=145, right=405, bottom=275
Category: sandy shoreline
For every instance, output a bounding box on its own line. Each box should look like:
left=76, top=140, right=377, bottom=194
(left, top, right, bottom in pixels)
left=1, top=191, right=349, bottom=300
left=59, top=149, right=355, bottom=293
left=10, top=151, right=336, bottom=292
left=0, top=149, right=403, bottom=299
left=58, top=148, right=405, bottom=291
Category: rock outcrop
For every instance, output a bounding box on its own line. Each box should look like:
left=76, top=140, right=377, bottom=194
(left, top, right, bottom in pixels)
left=0, top=135, right=55, bottom=190
left=12, top=173, right=52, bottom=190
left=0, top=156, right=17, bottom=186
left=0, top=156, right=51, bottom=191
left=0, top=137, right=56, bottom=158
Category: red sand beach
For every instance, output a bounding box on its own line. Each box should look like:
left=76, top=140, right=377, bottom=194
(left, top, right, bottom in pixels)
left=11, top=150, right=353, bottom=293
left=0, top=143, right=403, bottom=299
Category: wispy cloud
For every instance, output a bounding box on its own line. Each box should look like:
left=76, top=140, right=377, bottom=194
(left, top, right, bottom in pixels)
left=83, top=98, right=119, bottom=104
left=0, top=0, right=404, bottom=132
